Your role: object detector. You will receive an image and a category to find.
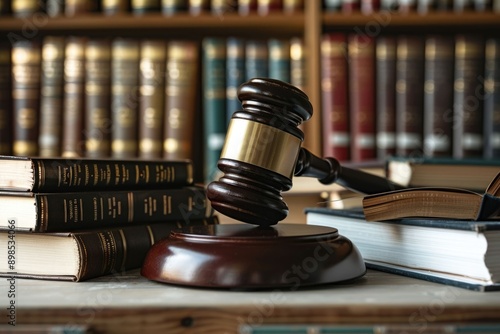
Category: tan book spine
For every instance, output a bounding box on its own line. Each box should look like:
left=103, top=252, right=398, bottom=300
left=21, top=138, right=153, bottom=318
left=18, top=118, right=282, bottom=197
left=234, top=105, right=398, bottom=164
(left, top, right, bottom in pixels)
left=62, top=37, right=86, bottom=158
left=12, top=40, right=41, bottom=156
left=39, top=36, right=65, bottom=157
left=131, top=0, right=161, bottom=13
left=111, top=38, right=140, bottom=159
left=85, top=39, right=112, bottom=158
left=163, top=40, right=199, bottom=160
left=65, top=0, right=96, bottom=15
left=188, top=0, right=209, bottom=14
left=11, top=0, right=40, bottom=17
left=138, top=40, right=166, bottom=159
left=102, top=0, right=130, bottom=14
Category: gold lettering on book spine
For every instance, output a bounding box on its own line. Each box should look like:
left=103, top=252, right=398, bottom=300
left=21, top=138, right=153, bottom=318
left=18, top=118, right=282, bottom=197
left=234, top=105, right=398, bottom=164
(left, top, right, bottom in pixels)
left=119, top=229, right=127, bottom=270
left=76, top=235, right=89, bottom=279
left=146, top=225, right=155, bottom=245
left=128, top=192, right=134, bottom=221
left=40, top=196, right=48, bottom=232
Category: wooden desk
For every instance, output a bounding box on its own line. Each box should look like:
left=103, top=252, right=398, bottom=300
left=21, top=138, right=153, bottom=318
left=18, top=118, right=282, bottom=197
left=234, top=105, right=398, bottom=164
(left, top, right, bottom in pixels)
left=1, top=270, right=499, bottom=333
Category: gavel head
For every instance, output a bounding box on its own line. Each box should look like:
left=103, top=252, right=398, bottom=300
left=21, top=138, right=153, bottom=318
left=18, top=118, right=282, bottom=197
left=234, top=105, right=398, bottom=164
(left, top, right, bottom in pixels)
left=206, top=78, right=313, bottom=226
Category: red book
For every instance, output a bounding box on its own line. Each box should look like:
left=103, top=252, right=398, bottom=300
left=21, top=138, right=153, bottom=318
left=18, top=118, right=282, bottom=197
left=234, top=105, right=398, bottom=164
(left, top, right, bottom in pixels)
left=348, top=34, right=376, bottom=162
left=321, top=33, right=350, bottom=162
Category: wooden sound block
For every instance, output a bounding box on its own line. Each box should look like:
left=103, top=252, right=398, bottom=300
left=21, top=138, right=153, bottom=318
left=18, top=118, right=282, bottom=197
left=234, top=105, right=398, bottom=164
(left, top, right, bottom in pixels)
left=141, top=223, right=366, bottom=289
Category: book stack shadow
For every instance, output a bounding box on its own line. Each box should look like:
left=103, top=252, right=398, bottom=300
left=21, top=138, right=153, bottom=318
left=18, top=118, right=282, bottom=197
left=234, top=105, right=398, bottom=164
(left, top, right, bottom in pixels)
left=0, top=156, right=217, bottom=282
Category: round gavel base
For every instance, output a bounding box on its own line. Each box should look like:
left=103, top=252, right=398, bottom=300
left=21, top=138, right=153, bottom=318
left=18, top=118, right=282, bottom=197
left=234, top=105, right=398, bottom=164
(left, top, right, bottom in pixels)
left=141, top=224, right=366, bottom=289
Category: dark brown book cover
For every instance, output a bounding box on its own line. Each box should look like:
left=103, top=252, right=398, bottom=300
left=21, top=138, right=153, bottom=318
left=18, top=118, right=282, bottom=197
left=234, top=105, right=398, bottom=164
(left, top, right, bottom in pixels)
left=0, top=0, right=8, bottom=15
left=257, top=0, right=283, bottom=14
left=39, top=36, right=65, bottom=157
left=11, top=0, right=39, bottom=16
left=423, top=35, right=454, bottom=158
left=0, top=186, right=211, bottom=232
left=395, top=36, right=425, bottom=157
left=131, top=0, right=161, bottom=13
left=483, top=38, right=500, bottom=159
left=111, top=38, right=140, bottom=159
left=62, top=37, right=87, bottom=158
left=0, top=42, right=12, bottom=155
left=102, top=0, right=130, bottom=14
left=0, top=155, right=195, bottom=192
left=12, top=40, right=41, bottom=157
left=0, top=216, right=218, bottom=282
left=188, top=0, right=209, bottom=15
left=138, top=40, right=166, bottom=159
left=321, top=33, right=350, bottom=162
left=375, top=36, right=397, bottom=160
left=453, top=35, right=485, bottom=159
left=85, top=39, right=112, bottom=158
left=65, top=0, right=97, bottom=15
left=163, top=41, right=199, bottom=161
left=238, top=0, right=257, bottom=14
left=348, top=34, right=376, bottom=162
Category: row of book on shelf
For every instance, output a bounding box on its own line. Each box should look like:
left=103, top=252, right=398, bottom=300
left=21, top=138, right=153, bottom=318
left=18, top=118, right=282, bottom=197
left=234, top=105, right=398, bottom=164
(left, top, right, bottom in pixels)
left=0, top=155, right=218, bottom=282
left=0, top=0, right=304, bottom=17
left=0, top=35, right=306, bottom=182
left=2, top=0, right=499, bottom=17
left=321, top=32, right=500, bottom=164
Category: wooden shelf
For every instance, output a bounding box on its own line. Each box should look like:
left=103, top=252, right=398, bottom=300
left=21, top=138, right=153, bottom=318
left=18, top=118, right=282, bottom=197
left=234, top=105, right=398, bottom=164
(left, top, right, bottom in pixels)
left=322, top=11, right=500, bottom=29
left=0, top=13, right=305, bottom=35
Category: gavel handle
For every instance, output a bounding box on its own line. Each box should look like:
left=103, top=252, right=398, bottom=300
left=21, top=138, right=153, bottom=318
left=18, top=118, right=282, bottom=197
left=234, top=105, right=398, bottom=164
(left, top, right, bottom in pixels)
left=294, top=148, right=405, bottom=195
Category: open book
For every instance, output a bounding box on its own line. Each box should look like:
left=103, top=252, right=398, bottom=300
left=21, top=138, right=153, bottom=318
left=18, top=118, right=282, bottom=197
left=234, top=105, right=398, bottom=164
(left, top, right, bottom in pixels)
left=363, top=171, right=500, bottom=221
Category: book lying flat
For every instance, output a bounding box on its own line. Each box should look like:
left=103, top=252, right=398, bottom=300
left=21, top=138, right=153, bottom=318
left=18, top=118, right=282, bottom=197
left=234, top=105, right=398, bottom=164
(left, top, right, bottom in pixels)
left=362, top=171, right=500, bottom=221
left=305, top=207, right=500, bottom=291
left=0, top=155, right=194, bottom=192
left=0, top=186, right=212, bottom=232
left=0, top=216, right=218, bottom=282
left=386, top=156, right=500, bottom=191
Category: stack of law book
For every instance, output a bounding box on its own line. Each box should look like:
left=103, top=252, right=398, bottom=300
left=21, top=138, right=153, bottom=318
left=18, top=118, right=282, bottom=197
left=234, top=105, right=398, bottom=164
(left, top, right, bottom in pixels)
left=306, top=171, right=500, bottom=291
left=0, top=155, right=217, bottom=282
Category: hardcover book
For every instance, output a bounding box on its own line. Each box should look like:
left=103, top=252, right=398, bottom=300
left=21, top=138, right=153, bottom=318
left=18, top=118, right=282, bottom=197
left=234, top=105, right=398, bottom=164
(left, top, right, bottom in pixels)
left=306, top=207, right=500, bottom=291
left=225, top=38, right=245, bottom=127
left=484, top=38, right=500, bottom=159
left=12, top=40, right=41, bottom=157
left=163, top=40, right=199, bottom=161
left=0, top=185, right=211, bottom=232
left=0, top=155, right=194, bottom=192
left=39, top=36, right=65, bottom=157
left=111, top=38, right=140, bottom=159
left=363, top=171, right=500, bottom=222
left=102, top=0, right=130, bottom=14
left=0, top=217, right=218, bottom=281
left=0, top=42, right=12, bottom=155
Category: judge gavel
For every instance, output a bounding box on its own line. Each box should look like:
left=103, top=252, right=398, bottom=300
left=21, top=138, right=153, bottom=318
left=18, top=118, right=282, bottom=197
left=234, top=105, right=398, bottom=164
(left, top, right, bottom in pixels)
left=207, top=78, right=404, bottom=226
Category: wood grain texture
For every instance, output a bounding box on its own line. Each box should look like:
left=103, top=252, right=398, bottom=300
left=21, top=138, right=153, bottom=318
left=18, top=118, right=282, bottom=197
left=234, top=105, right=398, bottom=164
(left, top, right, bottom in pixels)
left=1, top=270, right=499, bottom=333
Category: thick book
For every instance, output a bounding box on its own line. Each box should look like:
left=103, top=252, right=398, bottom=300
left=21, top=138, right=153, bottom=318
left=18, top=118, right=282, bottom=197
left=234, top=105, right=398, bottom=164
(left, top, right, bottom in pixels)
left=375, top=36, right=397, bottom=160
left=423, top=35, right=454, bottom=158
left=131, top=0, right=161, bottom=13
left=0, top=216, right=218, bottom=282
left=306, top=207, right=500, bottom=291
left=245, top=40, right=268, bottom=81
left=0, top=155, right=194, bottom=192
left=386, top=156, right=500, bottom=191
left=12, top=40, right=41, bottom=157
left=395, top=35, right=424, bottom=157
left=453, top=34, right=485, bottom=159
left=85, top=39, right=112, bottom=158
left=11, top=0, right=39, bottom=17
left=202, top=38, right=226, bottom=183
left=268, top=39, right=291, bottom=83
left=362, top=171, right=500, bottom=222
left=0, top=41, right=12, bottom=155
left=348, top=34, right=376, bottom=162
left=111, top=38, right=140, bottom=159
left=102, top=0, right=130, bottom=14
left=62, top=36, right=87, bottom=158
left=0, top=185, right=211, bottom=232
left=225, top=38, right=245, bottom=127
left=138, top=40, right=166, bottom=159
left=163, top=40, right=199, bottom=161
left=39, top=36, right=65, bottom=157
left=484, top=38, right=500, bottom=159
left=189, top=0, right=209, bottom=15
left=321, top=33, right=350, bottom=162
left=162, top=0, right=188, bottom=14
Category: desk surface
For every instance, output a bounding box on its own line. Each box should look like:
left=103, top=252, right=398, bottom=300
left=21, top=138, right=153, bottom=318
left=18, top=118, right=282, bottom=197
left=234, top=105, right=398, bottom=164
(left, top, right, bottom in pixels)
left=1, top=270, right=499, bottom=333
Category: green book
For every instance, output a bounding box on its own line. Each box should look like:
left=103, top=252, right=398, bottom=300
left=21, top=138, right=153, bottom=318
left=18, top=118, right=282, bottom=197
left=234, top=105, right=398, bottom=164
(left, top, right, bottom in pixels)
left=202, top=38, right=226, bottom=183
